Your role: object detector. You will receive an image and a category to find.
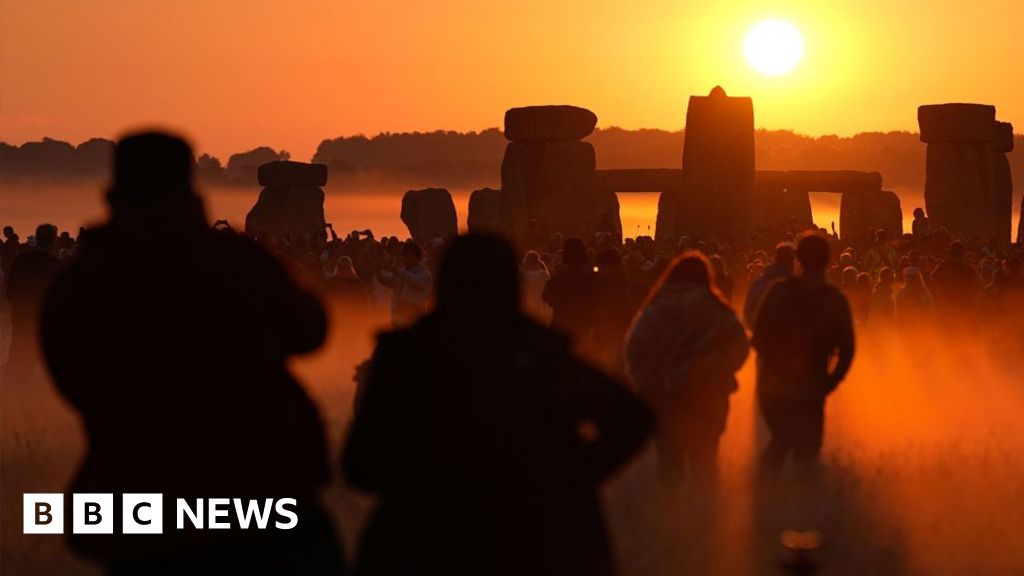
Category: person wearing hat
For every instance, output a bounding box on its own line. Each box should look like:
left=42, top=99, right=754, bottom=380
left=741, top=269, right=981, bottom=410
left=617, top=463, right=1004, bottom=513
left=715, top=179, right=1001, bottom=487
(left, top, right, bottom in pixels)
left=40, top=132, right=344, bottom=574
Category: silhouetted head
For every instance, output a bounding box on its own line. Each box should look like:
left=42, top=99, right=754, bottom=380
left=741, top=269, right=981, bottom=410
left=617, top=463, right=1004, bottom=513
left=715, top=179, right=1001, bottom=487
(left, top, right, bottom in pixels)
left=106, top=131, right=205, bottom=225
left=796, top=232, right=830, bottom=273
left=436, top=234, right=519, bottom=322
left=841, top=266, right=858, bottom=285
left=878, top=267, right=895, bottom=286
left=913, top=207, right=925, bottom=219
left=948, top=241, right=964, bottom=260
left=401, top=240, right=424, bottom=268
left=3, top=226, right=14, bottom=239
left=648, top=250, right=727, bottom=307
left=561, top=237, right=588, bottom=268
left=774, top=242, right=796, bottom=271
left=108, top=132, right=195, bottom=205
left=521, top=250, right=542, bottom=270
left=665, top=251, right=712, bottom=283
left=35, top=224, right=58, bottom=250
left=874, top=229, right=890, bottom=245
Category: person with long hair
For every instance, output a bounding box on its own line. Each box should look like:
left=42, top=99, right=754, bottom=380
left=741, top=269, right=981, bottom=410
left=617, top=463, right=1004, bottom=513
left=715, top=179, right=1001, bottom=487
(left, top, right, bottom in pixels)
left=625, top=251, right=749, bottom=483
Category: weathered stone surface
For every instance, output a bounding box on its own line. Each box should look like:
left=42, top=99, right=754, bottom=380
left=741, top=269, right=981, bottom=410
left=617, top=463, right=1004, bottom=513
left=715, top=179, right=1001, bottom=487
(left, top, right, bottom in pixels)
left=594, top=169, right=683, bottom=193
left=1018, top=196, right=1024, bottom=244
left=925, top=141, right=1000, bottom=240
left=920, top=104, right=1013, bottom=243
left=467, top=188, right=506, bottom=233
left=654, top=187, right=684, bottom=241
left=757, top=170, right=883, bottom=194
left=245, top=186, right=326, bottom=239
left=752, top=183, right=813, bottom=230
left=656, top=181, right=755, bottom=241
left=992, top=153, right=1013, bottom=243
left=504, top=106, right=597, bottom=142
left=501, top=140, right=616, bottom=238
left=674, top=86, right=755, bottom=240
left=257, top=161, right=328, bottom=187
left=918, top=104, right=996, bottom=143
left=992, top=121, right=1015, bottom=153
left=839, top=190, right=902, bottom=245
left=400, top=188, right=458, bottom=242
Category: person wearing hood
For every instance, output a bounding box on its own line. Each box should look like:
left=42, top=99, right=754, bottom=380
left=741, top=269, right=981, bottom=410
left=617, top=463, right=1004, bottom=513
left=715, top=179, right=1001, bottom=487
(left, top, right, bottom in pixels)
left=625, top=251, right=749, bottom=483
left=343, top=233, right=652, bottom=576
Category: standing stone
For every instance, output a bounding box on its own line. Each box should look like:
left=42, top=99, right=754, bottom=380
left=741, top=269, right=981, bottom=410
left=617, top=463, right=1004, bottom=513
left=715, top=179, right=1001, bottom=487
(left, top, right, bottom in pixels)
left=499, top=106, right=618, bottom=240
left=919, top=103, right=1013, bottom=243
left=467, top=188, right=506, bottom=233
left=752, top=184, right=813, bottom=230
left=245, top=161, right=327, bottom=240
left=400, top=188, right=457, bottom=243
left=839, top=190, right=903, bottom=246
left=659, top=86, right=755, bottom=241
left=1019, top=196, right=1024, bottom=244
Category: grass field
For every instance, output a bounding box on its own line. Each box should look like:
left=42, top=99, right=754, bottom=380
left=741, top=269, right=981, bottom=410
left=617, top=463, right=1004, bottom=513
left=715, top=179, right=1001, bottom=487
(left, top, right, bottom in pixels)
left=2, top=299, right=1023, bottom=575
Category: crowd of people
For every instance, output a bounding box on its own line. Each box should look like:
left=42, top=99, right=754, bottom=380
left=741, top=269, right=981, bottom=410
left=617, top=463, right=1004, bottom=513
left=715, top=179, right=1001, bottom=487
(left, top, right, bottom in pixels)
left=2, top=130, right=1024, bottom=575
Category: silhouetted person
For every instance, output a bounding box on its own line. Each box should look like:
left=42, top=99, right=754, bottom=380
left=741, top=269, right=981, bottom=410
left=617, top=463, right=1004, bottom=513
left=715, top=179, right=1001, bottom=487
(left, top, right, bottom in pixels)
left=896, top=267, right=933, bottom=327
left=863, top=228, right=896, bottom=283
left=868, top=267, right=897, bottom=327
left=1, top=225, right=20, bottom=277
left=931, top=241, right=979, bottom=316
left=543, top=237, right=599, bottom=344
left=40, top=132, right=343, bottom=575
left=4, top=223, right=60, bottom=381
left=911, top=207, right=931, bottom=239
left=520, top=250, right=552, bottom=324
left=591, top=248, right=634, bottom=373
left=625, top=252, right=748, bottom=483
left=377, top=239, right=431, bottom=328
left=744, top=242, right=795, bottom=327
left=343, top=233, right=652, bottom=576
left=753, top=233, right=855, bottom=471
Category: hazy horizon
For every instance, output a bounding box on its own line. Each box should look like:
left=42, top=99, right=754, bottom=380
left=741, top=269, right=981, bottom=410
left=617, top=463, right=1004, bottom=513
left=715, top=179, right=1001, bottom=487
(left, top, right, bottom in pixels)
left=4, top=1, right=1024, bottom=160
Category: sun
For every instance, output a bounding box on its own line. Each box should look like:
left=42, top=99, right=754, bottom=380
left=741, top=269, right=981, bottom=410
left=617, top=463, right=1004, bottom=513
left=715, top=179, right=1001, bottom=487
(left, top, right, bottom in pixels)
left=743, top=19, right=804, bottom=76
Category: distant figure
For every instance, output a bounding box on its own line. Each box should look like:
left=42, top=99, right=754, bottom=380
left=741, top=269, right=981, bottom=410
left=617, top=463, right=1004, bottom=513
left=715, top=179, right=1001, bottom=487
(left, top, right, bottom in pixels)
left=327, top=255, right=370, bottom=312
left=709, top=254, right=733, bottom=303
left=377, top=239, right=432, bottom=328
left=868, top=267, right=897, bottom=326
left=40, top=133, right=343, bottom=574
left=625, top=252, right=748, bottom=482
left=753, top=233, right=855, bottom=471
left=931, top=241, right=979, bottom=315
left=520, top=250, right=552, bottom=324
left=591, top=248, right=634, bottom=373
left=896, top=267, right=933, bottom=326
left=343, top=233, right=652, bottom=576
left=4, top=223, right=60, bottom=381
left=543, top=237, right=599, bottom=344
left=863, top=228, right=896, bottom=283
left=744, top=242, right=795, bottom=327
left=911, top=207, right=931, bottom=239
left=1, top=225, right=20, bottom=277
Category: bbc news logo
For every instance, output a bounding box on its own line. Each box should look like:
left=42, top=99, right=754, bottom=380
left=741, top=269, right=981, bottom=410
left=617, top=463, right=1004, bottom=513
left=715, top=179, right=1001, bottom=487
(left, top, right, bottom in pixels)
left=24, top=494, right=298, bottom=534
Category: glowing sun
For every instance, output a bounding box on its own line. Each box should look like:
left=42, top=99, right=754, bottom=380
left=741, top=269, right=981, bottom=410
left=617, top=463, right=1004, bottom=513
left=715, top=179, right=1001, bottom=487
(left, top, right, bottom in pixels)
left=743, top=19, right=804, bottom=76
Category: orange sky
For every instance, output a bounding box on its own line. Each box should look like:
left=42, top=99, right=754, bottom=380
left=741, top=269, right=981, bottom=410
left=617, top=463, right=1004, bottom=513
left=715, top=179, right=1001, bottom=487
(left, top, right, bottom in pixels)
left=1, top=0, right=1022, bottom=161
